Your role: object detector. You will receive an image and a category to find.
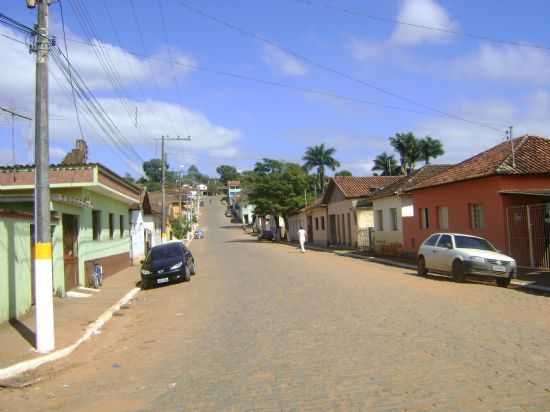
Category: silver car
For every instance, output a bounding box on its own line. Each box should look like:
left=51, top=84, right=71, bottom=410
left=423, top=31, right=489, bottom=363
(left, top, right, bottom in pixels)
left=417, top=233, right=517, bottom=287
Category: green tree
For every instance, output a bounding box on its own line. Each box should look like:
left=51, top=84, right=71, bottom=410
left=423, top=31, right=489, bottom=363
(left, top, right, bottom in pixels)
left=335, top=170, right=352, bottom=176
left=216, top=164, right=239, bottom=185
left=123, top=173, right=136, bottom=184
left=171, top=216, right=191, bottom=239
left=247, top=159, right=311, bottom=236
left=302, top=144, right=340, bottom=192
left=142, top=158, right=166, bottom=183
left=418, top=136, right=444, bottom=165
left=372, top=152, right=400, bottom=176
left=389, top=132, right=422, bottom=175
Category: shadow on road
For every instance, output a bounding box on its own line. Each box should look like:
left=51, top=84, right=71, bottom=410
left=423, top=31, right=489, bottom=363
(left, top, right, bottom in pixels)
left=9, top=319, right=35, bottom=347
left=224, top=239, right=265, bottom=244
left=219, top=225, right=243, bottom=230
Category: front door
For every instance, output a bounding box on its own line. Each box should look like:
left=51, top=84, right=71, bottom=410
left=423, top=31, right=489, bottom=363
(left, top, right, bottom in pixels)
left=307, top=216, right=314, bottom=243
left=62, top=214, right=79, bottom=291
left=329, top=214, right=337, bottom=245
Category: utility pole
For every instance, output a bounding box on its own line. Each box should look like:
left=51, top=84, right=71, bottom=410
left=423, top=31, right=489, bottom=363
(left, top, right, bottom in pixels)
left=157, top=135, right=191, bottom=242
left=508, top=126, right=516, bottom=168
left=29, top=0, right=55, bottom=353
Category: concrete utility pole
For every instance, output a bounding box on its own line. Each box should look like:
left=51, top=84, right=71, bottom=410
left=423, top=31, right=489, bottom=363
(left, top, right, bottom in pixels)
left=30, top=0, right=55, bottom=353
left=158, top=135, right=191, bottom=242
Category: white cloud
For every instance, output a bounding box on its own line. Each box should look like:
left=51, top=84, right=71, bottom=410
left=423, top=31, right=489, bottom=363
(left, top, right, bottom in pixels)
left=452, top=43, right=550, bottom=84
left=349, top=37, right=383, bottom=61
left=340, top=160, right=375, bottom=176
left=50, top=147, right=67, bottom=163
left=390, top=0, right=457, bottom=46
left=0, top=27, right=240, bottom=172
left=415, top=91, right=550, bottom=164
left=261, top=44, right=308, bottom=76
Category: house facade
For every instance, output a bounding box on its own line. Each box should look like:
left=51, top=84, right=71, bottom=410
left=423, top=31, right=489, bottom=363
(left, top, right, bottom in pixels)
left=322, top=176, right=401, bottom=248
left=370, top=165, right=451, bottom=256
left=402, top=135, right=550, bottom=268
left=304, top=200, right=329, bottom=247
left=0, top=163, right=141, bottom=323
left=227, top=180, right=241, bottom=205
left=0, top=164, right=140, bottom=287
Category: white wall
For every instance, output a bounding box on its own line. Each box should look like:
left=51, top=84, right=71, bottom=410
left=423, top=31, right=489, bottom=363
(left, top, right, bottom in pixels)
left=372, top=195, right=405, bottom=252
left=130, top=210, right=145, bottom=264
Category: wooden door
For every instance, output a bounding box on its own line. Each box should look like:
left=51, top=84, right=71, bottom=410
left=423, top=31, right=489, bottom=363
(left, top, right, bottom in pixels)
left=62, top=214, right=79, bottom=291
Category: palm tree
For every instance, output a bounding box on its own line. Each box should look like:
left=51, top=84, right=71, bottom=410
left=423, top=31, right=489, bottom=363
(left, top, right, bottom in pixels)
left=418, top=136, right=444, bottom=164
left=389, top=132, right=422, bottom=175
left=302, top=144, right=340, bottom=192
left=372, top=152, right=400, bottom=176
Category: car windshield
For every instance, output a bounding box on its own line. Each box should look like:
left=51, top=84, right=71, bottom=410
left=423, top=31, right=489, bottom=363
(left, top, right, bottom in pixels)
left=148, top=244, right=182, bottom=261
left=454, top=235, right=496, bottom=251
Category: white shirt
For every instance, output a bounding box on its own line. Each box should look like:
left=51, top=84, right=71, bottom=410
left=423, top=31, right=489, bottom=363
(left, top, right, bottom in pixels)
left=298, top=228, right=307, bottom=242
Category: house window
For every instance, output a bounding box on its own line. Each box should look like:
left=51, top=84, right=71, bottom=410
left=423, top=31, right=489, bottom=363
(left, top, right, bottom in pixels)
left=470, top=203, right=484, bottom=229
left=92, top=210, right=101, bottom=241
left=376, top=210, right=384, bottom=231
left=437, top=206, right=449, bottom=230
left=315, top=217, right=319, bottom=231
left=419, top=208, right=430, bottom=229
left=119, top=215, right=124, bottom=238
left=109, top=213, right=114, bottom=240
left=390, top=208, right=398, bottom=231
left=321, top=216, right=325, bottom=231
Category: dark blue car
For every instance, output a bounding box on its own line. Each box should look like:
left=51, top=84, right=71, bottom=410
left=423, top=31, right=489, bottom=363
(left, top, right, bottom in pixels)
left=140, top=242, right=196, bottom=289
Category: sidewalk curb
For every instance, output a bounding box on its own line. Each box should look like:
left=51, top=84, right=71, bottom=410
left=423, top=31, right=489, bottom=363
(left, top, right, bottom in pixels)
left=278, top=241, right=550, bottom=294
left=0, top=287, right=140, bottom=382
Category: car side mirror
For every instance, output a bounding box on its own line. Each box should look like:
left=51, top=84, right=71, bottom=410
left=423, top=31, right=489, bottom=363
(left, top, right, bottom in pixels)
left=140, top=259, right=144, bottom=265
left=446, top=243, right=453, bottom=249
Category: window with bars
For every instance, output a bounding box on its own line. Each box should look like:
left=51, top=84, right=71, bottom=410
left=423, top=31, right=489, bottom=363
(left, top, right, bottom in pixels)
left=469, top=203, right=484, bottom=229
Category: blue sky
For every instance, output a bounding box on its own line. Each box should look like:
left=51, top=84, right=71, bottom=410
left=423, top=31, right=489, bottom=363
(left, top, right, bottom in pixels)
left=1, top=0, right=550, bottom=178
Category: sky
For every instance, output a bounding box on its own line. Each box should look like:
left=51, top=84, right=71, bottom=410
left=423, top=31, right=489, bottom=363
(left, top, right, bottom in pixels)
left=1, top=0, right=550, bottom=178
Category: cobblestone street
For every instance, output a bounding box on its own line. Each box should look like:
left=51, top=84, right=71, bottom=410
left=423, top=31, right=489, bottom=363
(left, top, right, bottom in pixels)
left=2, top=199, right=550, bottom=411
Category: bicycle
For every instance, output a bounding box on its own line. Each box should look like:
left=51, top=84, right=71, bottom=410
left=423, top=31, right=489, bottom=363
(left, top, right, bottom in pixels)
left=91, top=262, right=103, bottom=289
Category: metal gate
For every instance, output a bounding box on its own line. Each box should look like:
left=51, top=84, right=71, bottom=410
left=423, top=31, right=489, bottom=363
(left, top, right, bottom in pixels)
left=507, top=204, right=550, bottom=268
left=357, top=228, right=373, bottom=250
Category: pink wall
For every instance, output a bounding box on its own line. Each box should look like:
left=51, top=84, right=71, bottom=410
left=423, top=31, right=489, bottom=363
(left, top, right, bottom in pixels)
left=403, top=175, right=550, bottom=255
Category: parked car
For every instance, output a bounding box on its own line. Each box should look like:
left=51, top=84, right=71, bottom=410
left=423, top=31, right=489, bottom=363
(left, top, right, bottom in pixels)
left=140, top=242, right=197, bottom=289
left=258, top=229, right=274, bottom=241
left=417, top=233, right=517, bottom=287
left=194, top=229, right=204, bottom=239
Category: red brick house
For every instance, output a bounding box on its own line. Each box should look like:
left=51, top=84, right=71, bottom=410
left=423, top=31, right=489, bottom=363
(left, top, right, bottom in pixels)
left=402, top=135, right=550, bottom=269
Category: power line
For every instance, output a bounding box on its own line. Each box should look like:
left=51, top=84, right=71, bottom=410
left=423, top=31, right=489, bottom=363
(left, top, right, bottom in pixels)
left=292, top=0, right=550, bottom=53
left=59, top=0, right=84, bottom=139
left=175, top=1, right=506, bottom=133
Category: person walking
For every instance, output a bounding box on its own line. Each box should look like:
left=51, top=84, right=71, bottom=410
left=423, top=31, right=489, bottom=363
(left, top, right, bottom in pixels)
left=298, top=226, right=307, bottom=253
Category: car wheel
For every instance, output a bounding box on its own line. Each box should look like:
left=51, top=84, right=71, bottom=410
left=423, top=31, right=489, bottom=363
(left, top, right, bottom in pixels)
left=183, top=265, right=191, bottom=282
left=496, top=277, right=511, bottom=288
left=417, top=256, right=427, bottom=276
left=190, top=260, right=197, bottom=275
left=141, top=279, right=150, bottom=290
left=452, top=260, right=466, bottom=283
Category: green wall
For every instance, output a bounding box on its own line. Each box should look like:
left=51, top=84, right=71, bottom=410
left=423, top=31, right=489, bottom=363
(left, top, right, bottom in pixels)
left=0, top=217, right=32, bottom=322
left=76, top=190, right=131, bottom=285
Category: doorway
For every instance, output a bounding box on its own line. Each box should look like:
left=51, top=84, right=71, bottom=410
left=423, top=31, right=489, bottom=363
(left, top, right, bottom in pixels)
left=307, top=215, right=314, bottom=243
left=62, top=214, right=79, bottom=291
left=329, top=214, right=336, bottom=245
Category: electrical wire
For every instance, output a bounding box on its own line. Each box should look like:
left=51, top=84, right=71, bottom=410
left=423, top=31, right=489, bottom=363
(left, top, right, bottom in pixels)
left=293, top=0, right=550, bottom=54
left=59, top=0, right=85, bottom=139
left=175, top=1, right=506, bottom=133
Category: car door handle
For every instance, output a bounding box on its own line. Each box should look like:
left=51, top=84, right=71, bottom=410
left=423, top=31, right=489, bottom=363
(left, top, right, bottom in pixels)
left=432, top=250, right=437, bottom=253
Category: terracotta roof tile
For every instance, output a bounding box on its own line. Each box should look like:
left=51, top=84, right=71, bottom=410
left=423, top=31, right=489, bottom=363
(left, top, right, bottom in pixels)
left=408, top=135, right=550, bottom=191
left=370, top=165, right=453, bottom=200
left=332, top=176, right=402, bottom=198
